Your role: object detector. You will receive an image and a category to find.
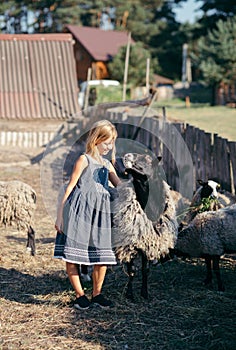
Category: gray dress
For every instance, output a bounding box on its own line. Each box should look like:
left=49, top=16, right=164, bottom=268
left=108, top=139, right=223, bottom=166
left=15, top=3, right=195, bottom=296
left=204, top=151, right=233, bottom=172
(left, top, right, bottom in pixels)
left=54, top=154, right=117, bottom=265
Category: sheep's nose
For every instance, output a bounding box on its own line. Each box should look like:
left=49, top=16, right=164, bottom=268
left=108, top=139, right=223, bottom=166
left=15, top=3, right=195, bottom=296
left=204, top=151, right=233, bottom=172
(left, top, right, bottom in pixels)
left=145, top=155, right=152, bottom=163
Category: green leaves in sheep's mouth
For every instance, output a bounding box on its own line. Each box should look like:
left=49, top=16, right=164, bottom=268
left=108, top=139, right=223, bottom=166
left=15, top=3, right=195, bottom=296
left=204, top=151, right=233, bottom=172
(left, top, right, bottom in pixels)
left=198, top=197, right=219, bottom=213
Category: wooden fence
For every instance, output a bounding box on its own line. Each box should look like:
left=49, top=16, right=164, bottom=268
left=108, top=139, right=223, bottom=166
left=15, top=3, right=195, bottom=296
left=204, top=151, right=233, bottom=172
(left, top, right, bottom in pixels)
left=84, top=105, right=236, bottom=196
left=0, top=130, right=55, bottom=148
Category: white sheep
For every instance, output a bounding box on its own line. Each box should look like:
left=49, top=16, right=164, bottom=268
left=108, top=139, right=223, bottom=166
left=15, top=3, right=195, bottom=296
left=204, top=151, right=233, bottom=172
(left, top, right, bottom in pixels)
left=0, top=180, right=36, bottom=255
left=112, top=153, right=178, bottom=300
left=176, top=179, right=234, bottom=290
left=176, top=203, right=236, bottom=291
left=218, top=189, right=236, bottom=207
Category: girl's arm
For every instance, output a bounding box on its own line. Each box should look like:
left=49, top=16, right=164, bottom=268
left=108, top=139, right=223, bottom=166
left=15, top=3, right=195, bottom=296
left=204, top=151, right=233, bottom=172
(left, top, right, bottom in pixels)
left=109, top=163, right=121, bottom=187
left=55, top=154, right=88, bottom=232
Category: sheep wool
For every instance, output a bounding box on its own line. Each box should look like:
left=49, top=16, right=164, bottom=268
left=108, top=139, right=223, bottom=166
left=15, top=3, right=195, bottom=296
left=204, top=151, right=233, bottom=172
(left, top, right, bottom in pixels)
left=176, top=204, right=236, bottom=257
left=218, top=190, right=236, bottom=207
left=0, top=180, right=36, bottom=231
left=112, top=180, right=178, bottom=262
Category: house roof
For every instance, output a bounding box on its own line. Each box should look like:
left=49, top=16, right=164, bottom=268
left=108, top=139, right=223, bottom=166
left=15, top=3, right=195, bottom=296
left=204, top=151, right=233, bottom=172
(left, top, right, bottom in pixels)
left=0, top=33, right=80, bottom=120
left=153, top=74, right=174, bottom=86
left=66, top=25, right=131, bottom=61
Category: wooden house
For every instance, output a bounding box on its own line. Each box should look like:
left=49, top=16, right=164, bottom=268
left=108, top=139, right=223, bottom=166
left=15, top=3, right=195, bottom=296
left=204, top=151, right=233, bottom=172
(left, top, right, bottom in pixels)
left=65, top=25, right=131, bottom=82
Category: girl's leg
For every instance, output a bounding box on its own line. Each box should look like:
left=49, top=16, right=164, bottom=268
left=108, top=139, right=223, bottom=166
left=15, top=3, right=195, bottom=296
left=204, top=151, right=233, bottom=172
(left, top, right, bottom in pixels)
left=92, top=264, right=107, bottom=297
left=66, top=262, right=84, bottom=298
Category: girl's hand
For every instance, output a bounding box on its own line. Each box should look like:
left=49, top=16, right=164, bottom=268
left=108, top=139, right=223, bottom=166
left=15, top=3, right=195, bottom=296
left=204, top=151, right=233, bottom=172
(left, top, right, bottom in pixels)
left=55, top=217, right=63, bottom=233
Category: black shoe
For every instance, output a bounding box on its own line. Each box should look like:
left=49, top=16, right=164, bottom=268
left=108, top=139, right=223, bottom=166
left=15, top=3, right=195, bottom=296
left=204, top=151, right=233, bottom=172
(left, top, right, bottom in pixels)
left=91, top=294, right=113, bottom=308
left=74, top=295, right=90, bottom=310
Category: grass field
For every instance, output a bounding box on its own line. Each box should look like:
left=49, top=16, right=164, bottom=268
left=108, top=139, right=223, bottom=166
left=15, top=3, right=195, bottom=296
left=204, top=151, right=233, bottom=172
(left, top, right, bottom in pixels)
left=153, top=99, right=236, bottom=142
left=95, top=86, right=236, bottom=141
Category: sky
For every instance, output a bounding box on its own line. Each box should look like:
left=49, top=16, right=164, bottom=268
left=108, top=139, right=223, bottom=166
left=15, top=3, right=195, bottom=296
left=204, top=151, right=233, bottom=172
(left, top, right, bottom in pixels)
left=174, top=0, right=203, bottom=24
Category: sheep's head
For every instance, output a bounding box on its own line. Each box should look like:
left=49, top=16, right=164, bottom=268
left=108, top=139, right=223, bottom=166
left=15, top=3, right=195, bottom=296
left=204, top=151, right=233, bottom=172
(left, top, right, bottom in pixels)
left=197, top=180, right=220, bottom=199
left=123, top=153, right=161, bottom=178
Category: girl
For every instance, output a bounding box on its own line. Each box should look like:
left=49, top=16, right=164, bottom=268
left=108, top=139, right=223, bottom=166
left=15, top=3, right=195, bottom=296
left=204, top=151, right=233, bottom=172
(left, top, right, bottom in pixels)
left=54, top=120, right=121, bottom=310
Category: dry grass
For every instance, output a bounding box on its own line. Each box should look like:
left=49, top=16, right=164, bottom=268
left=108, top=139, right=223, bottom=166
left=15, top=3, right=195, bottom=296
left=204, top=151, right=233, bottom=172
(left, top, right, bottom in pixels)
left=0, top=146, right=236, bottom=350
left=155, top=101, right=236, bottom=142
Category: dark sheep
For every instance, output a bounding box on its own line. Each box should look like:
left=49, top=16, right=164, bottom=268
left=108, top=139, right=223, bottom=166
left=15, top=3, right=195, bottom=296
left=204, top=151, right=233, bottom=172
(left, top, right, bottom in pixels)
left=112, top=153, right=178, bottom=300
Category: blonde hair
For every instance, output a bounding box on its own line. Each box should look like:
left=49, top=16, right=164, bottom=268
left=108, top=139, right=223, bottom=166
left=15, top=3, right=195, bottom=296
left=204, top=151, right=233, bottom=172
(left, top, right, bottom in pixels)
left=86, top=120, right=117, bottom=164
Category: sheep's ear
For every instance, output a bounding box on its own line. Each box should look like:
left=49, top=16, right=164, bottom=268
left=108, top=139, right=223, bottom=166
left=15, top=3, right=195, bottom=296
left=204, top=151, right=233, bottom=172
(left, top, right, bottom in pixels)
left=152, top=156, right=162, bottom=167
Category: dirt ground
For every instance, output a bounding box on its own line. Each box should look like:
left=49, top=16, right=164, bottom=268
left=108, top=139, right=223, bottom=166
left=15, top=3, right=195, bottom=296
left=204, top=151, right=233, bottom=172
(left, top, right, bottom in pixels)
left=0, top=145, right=236, bottom=350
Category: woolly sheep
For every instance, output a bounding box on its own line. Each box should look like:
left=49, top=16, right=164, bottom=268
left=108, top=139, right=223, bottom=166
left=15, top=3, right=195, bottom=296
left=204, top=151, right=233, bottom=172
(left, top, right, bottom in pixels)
left=0, top=180, right=36, bottom=255
left=112, top=153, right=178, bottom=300
left=218, top=190, right=236, bottom=207
left=176, top=179, right=234, bottom=291
left=176, top=204, right=236, bottom=291
left=170, top=188, right=190, bottom=223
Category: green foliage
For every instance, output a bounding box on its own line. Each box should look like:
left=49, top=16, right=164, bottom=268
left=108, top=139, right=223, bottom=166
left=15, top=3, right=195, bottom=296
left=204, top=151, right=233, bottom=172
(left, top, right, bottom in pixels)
left=113, top=0, right=185, bottom=80
left=198, top=197, right=219, bottom=213
left=145, top=1, right=191, bottom=80
left=200, top=0, right=236, bottom=17
left=193, top=0, right=236, bottom=40
left=95, top=85, right=124, bottom=104
left=34, top=1, right=87, bottom=32
left=195, top=16, right=236, bottom=86
left=150, top=20, right=193, bottom=80
left=114, top=0, right=163, bottom=40
left=0, top=1, right=85, bottom=33
left=0, top=1, right=25, bottom=33
left=108, top=41, right=159, bottom=87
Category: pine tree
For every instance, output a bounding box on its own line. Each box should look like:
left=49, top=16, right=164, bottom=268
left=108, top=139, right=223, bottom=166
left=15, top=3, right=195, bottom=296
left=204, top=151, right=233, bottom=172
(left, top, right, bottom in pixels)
left=0, top=1, right=26, bottom=33
left=200, top=0, right=236, bottom=17
left=194, top=16, right=236, bottom=105
left=28, top=1, right=84, bottom=32
left=193, top=0, right=236, bottom=39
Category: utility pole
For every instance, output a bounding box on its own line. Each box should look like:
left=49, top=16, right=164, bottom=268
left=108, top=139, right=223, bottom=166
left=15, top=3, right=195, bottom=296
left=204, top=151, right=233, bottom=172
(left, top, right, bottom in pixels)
left=182, top=43, right=188, bottom=87
left=84, top=67, right=92, bottom=110
left=122, top=32, right=131, bottom=101
left=182, top=43, right=192, bottom=87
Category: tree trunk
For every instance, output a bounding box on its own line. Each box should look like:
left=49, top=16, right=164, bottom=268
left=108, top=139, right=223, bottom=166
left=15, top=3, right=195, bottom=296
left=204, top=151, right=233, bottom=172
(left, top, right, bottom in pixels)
left=211, top=83, right=216, bottom=106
